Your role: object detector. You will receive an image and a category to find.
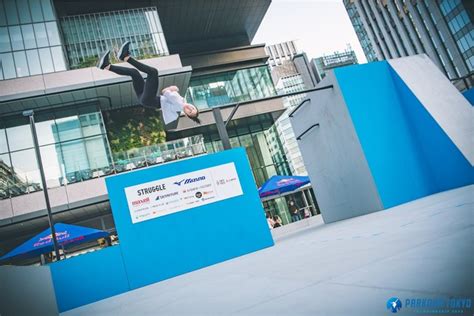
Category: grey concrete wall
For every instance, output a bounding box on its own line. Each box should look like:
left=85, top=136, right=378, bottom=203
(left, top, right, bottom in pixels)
left=389, top=55, right=474, bottom=165
left=0, top=265, right=58, bottom=316
left=289, top=72, right=383, bottom=223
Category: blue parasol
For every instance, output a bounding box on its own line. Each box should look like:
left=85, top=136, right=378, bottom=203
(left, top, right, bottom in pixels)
left=0, top=223, right=109, bottom=261
left=258, top=175, right=311, bottom=198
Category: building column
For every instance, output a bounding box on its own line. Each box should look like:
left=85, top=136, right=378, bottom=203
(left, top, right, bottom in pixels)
left=393, top=0, right=425, bottom=55
left=424, top=0, right=470, bottom=77
left=416, top=0, right=457, bottom=78
left=352, top=0, right=385, bottom=60
left=366, top=0, right=400, bottom=58
left=404, top=0, right=445, bottom=75
left=356, top=0, right=390, bottom=60
left=386, top=0, right=416, bottom=55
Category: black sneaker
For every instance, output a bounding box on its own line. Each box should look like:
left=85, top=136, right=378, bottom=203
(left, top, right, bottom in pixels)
left=97, top=51, right=110, bottom=69
left=117, top=41, right=131, bottom=61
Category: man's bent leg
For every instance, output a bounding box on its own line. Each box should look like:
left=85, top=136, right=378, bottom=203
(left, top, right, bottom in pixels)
left=109, top=65, right=144, bottom=98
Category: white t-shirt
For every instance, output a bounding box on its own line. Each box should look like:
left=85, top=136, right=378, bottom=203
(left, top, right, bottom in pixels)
left=160, top=90, right=184, bottom=125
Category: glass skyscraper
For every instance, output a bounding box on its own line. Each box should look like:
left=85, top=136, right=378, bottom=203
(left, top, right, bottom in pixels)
left=343, top=0, right=473, bottom=81
left=60, top=7, right=169, bottom=69
left=0, top=0, right=299, bottom=256
left=344, top=0, right=378, bottom=62
left=185, top=66, right=276, bottom=109
left=0, top=0, right=66, bottom=79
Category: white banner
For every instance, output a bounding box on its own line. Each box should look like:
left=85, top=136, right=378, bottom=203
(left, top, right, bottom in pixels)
left=125, top=162, right=243, bottom=224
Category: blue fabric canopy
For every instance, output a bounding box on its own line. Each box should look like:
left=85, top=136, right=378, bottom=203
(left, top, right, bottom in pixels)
left=258, top=175, right=311, bottom=198
left=0, top=223, right=109, bottom=261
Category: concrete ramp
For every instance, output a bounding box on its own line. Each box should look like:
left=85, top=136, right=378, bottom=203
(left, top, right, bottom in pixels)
left=389, top=54, right=474, bottom=165
left=292, top=57, right=473, bottom=222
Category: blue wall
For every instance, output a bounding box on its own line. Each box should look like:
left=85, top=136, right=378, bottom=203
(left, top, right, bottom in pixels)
left=335, top=61, right=473, bottom=209
left=50, top=246, right=129, bottom=312
left=105, top=148, right=274, bottom=290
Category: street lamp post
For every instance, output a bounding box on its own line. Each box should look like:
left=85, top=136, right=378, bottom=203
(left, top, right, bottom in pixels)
left=212, top=103, right=241, bottom=150
left=22, top=110, right=61, bottom=261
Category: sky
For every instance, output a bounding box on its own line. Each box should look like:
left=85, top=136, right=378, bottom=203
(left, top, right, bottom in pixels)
left=252, top=0, right=367, bottom=63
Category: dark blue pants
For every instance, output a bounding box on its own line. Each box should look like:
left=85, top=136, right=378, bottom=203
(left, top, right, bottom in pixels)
left=291, top=214, right=301, bottom=222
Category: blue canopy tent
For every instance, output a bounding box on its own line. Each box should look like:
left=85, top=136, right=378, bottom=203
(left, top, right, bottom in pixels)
left=258, top=175, right=311, bottom=199
left=0, top=223, right=109, bottom=262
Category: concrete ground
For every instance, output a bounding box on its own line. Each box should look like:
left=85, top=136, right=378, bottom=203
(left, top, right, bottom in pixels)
left=64, top=185, right=474, bottom=316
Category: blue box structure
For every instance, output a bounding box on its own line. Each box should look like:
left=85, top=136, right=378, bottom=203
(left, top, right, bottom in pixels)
left=105, top=147, right=274, bottom=290
left=290, top=55, right=473, bottom=223
left=49, top=148, right=274, bottom=312
left=335, top=61, right=473, bottom=209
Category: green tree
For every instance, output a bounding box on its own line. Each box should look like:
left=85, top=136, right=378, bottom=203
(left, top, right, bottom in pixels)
left=103, top=107, right=166, bottom=154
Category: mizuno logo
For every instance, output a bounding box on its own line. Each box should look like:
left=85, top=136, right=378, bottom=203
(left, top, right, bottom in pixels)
left=174, top=176, right=206, bottom=186
left=174, top=179, right=185, bottom=186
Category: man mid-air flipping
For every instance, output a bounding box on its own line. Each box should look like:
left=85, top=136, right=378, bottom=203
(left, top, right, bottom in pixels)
left=97, top=41, right=200, bottom=125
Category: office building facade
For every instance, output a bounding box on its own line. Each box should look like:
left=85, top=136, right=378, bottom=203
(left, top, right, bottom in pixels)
left=265, top=41, right=316, bottom=177
left=0, top=0, right=66, bottom=79
left=262, top=41, right=320, bottom=224
left=0, top=0, right=296, bottom=259
left=343, top=0, right=473, bottom=82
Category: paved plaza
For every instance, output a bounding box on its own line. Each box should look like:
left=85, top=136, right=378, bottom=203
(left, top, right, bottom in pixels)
left=64, top=185, right=473, bottom=316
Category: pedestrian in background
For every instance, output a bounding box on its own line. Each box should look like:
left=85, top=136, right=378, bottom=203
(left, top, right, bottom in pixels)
left=289, top=200, right=301, bottom=222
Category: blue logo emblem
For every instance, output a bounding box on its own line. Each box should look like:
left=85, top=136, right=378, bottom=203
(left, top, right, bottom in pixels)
left=387, top=297, right=402, bottom=313
left=174, top=179, right=185, bottom=186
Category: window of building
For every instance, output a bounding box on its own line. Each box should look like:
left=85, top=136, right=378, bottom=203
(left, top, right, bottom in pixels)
left=40, top=0, right=55, bottom=21
left=10, top=149, right=41, bottom=191
left=50, top=46, right=65, bottom=71
left=0, top=1, right=7, bottom=26
left=0, top=27, right=10, bottom=52
left=0, top=52, right=16, bottom=79
left=13, top=50, right=28, bottom=76
left=60, top=7, right=169, bottom=69
left=17, top=0, right=32, bottom=24
left=456, top=31, right=474, bottom=53
left=0, top=109, right=114, bottom=197
left=440, top=0, right=461, bottom=16
left=21, top=24, right=36, bottom=49
left=29, top=0, right=44, bottom=22
left=25, top=49, right=41, bottom=75
left=45, top=22, right=60, bottom=46
left=448, top=11, right=469, bottom=34
left=9, top=26, right=23, bottom=50
left=4, top=0, right=19, bottom=25
left=0, top=0, right=66, bottom=80
left=33, top=23, right=48, bottom=47
left=38, top=47, right=53, bottom=72
left=468, top=56, right=474, bottom=71
left=186, top=66, right=276, bottom=109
